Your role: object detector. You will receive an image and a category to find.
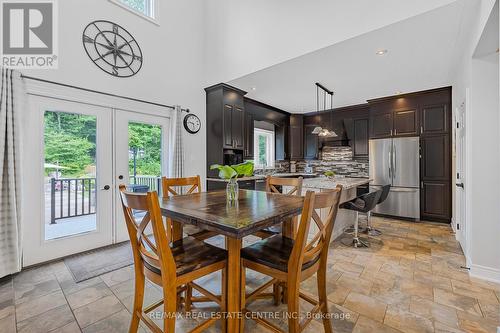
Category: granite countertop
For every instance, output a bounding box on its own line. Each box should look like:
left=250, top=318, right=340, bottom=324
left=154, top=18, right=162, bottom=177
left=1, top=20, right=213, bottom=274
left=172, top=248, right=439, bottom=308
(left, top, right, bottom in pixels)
left=302, top=177, right=371, bottom=190
left=271, top=172, right=318, bottom=177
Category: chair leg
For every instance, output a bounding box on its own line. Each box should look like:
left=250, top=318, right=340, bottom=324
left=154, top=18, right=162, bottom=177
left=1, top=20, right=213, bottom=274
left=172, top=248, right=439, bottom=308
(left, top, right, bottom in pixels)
left=221, top=267, right=227, bottom=333
left=287, top=282, right=300, bottom=333
left=240, top=265, right=246, bottom=333
left=129, top=271, right=145, bottom=333
left=163, top=287, right=177, bottom=333
left=273, top=282, right=281, bottom=305
left=317, top=265, right=332, bottom=333
left=364, top=211, right=382, bottom=236
left=185, top=283, right=192, bottom=312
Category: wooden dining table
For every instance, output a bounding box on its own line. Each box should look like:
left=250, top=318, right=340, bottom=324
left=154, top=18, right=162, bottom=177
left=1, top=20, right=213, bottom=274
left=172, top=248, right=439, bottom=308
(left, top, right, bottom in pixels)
left=159, top=189, right=304, bottom=333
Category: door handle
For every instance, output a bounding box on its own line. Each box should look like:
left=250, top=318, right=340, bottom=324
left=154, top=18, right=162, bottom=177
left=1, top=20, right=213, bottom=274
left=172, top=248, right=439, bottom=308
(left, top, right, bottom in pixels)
left=101, top=185, right=110, bottom=190
left=455, top=183, right=464, bottom=189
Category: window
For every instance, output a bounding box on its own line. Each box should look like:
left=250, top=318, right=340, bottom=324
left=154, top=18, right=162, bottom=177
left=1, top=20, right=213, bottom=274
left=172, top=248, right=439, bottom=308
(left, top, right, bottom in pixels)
left=254, top=128, right=275, bottom=169
left=110, top=0, right=158, bottom=23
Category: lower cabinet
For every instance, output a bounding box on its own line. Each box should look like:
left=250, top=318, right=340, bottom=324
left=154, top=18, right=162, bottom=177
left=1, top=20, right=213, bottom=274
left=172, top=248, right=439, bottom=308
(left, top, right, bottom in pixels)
left=421, top=181, right=450, bottom=221
left=207, top=179, right=256, bottom=191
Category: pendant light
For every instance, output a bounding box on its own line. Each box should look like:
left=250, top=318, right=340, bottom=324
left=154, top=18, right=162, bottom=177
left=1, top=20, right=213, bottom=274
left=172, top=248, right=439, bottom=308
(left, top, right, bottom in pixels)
left=311, top=82, right=337, bottom=137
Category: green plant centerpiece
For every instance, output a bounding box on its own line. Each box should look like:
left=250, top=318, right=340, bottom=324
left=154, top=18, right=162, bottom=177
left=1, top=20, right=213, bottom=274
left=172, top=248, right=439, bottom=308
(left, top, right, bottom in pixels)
left=210, top=161, right=254, bottom=202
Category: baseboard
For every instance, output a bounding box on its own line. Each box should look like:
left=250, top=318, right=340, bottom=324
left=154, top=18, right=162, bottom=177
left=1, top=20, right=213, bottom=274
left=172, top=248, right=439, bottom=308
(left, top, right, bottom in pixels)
left=469, top=263, right=500, bottom=284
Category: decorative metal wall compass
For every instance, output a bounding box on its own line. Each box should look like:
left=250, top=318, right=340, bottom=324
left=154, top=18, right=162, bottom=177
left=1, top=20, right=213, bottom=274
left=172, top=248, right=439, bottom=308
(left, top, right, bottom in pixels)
left=82, top=20, right=143, bottom=77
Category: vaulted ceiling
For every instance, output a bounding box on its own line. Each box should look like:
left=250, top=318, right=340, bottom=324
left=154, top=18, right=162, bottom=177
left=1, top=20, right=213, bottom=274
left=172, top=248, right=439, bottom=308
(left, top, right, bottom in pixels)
left=225, top=0, right=472, bottom=112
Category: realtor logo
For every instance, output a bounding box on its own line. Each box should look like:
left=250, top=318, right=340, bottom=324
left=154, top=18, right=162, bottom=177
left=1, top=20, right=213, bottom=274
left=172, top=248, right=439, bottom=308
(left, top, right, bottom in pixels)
left=1, top=0, right=58, bottom=68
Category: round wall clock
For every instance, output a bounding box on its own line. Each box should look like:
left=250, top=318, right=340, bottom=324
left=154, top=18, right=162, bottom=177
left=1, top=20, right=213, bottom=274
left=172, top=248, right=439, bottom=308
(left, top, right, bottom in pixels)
left=183, top=114, right=201, bottom=134
left=82, top=20, right=143, bottom=77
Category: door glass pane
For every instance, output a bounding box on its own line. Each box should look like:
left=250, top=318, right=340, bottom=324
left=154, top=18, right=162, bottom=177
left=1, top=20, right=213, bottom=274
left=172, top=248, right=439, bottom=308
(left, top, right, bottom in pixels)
left=128, top=122, right=162, bottom=193
left=44, top=111, right=97, bottom=240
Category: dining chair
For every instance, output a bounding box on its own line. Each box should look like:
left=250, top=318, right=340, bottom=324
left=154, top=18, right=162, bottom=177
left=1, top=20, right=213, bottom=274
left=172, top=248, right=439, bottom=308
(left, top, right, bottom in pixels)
left=240, top=185, right=342, bottom=333
left=161, top=176, right=219, bottom=241
left=252, top=175, right=304, bottom=305
left=119, top=185, right=228, bottom=333
left=253, top=175, right=303, bottom=239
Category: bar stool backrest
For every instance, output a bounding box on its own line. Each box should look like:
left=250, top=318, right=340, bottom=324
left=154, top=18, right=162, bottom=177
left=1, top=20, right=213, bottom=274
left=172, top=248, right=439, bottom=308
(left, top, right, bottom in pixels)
left=377, top=184, right=391, bottom=205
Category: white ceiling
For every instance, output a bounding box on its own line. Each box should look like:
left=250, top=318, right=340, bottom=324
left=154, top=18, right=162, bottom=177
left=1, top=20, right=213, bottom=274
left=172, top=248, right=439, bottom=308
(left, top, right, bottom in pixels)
left=229, top=1, right=468, bottom=113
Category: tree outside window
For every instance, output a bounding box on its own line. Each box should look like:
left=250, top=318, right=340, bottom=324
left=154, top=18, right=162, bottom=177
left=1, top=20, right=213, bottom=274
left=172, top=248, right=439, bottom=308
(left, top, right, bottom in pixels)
left=254, top=128, right=275, bottom=169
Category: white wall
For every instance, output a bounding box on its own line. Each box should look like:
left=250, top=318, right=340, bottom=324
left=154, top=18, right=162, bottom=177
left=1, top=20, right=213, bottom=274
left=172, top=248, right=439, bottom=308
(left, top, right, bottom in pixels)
left=203, top=0, right=459, bottom=84
left=451, top=0, right=500, bottom=282
left=468, top=54, right=500, bottom=281
left=22, top=0, right=206, bottom=180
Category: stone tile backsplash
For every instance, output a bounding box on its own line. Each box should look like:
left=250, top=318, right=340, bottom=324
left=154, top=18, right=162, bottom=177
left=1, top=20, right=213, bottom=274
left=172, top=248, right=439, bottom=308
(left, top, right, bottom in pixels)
left=254, top=146, right=368, bottom=178
left=296, top=146, right=369, bottom=177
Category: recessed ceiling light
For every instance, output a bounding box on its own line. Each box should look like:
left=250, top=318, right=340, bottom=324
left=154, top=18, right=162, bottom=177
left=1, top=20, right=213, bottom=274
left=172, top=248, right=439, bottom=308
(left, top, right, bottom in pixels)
left=376, top=49, right=388, bottom=56
left=251, top=87, right=256, bottom=91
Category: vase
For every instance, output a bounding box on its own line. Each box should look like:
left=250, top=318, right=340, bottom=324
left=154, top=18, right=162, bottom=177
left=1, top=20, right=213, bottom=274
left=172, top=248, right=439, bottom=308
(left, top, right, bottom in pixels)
left=226, top=178, right=239, bottom=202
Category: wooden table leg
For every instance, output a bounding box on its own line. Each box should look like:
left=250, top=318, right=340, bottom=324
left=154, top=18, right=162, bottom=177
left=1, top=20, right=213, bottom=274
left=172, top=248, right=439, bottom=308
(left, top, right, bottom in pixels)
left=171, top=219, right=183, bottom=242
left=225, top=237, right=242, bottom=333
left=282, top=216, right=298, bottom=239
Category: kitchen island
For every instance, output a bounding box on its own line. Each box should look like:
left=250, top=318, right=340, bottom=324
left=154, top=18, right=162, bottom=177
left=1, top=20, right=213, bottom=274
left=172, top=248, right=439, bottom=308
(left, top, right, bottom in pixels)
left=298, top=177, right=372, bottom=241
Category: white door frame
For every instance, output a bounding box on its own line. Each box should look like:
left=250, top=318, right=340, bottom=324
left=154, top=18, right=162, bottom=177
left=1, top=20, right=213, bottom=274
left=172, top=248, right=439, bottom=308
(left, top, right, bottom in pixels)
left=113, top=109, right=170, bottom=243
left=454, top=89, right=471, bottom=264
left=23, top=95, right=114, bottom=266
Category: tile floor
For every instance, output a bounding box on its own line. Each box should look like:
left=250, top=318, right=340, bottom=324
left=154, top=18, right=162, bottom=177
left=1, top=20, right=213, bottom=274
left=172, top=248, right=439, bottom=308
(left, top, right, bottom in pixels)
left=1, top=216, right=499, bottom=333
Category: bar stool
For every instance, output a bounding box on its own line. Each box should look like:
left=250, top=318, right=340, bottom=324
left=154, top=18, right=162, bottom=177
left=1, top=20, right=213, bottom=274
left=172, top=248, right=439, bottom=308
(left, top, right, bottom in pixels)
left=340, top=190, right=382, bottom=248
left=363, top=184, right=391, bottom=236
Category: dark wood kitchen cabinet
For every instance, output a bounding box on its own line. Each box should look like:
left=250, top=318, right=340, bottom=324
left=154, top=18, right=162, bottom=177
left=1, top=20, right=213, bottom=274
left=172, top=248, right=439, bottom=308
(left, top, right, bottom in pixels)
left=393, top=108, right=418, bottom=136
left=421, top=104, right=449, bottom=135
left=243, top=111, right=254, bottom=159
left=369, top=110, right=393, bottom=138
left=205, top=83, right=247, bottom=178
left=421, top=134, right=450, bottom=181
left=304, top=124, right=319, bottom=159
left=289, top=115, right=303, bottom=160
left=205, top=83, right=246, bottom=151
left=421, top=181, right=450, bottom=221
left=222, top=104, right=244, bottom=149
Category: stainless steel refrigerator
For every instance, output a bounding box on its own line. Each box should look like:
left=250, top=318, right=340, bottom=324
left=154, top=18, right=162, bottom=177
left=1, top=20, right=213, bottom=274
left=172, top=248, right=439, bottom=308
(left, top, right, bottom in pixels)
left=369, top=137, right=420, bottom=219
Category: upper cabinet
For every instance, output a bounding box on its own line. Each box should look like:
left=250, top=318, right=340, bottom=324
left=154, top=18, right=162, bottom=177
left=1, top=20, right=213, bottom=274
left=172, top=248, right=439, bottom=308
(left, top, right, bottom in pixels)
left=243, top=111, right=254, bottom=159
left=289, top=115, right=304, bottom=160
left=420, top=104, right=448, bottom=135
left=206, top=83, right=247, bottom=151
left=393, top=108, right=418, bottom=136
left=369, top=109, right=393, bottom=138
left=223, top=103, right=244, bottom=149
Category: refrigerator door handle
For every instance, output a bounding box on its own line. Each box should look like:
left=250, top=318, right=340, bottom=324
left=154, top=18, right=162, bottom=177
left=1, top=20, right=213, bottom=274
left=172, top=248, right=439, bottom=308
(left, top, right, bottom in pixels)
left=393, top=142, right=397, bottom=176
left=388, top=144, right=392, bottom=179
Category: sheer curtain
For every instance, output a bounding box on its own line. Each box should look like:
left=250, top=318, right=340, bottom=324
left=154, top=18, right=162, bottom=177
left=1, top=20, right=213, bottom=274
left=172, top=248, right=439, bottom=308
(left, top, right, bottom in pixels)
left=169, top=105, right=185, bottom=180
left=0, top=68, right=23, bottom=278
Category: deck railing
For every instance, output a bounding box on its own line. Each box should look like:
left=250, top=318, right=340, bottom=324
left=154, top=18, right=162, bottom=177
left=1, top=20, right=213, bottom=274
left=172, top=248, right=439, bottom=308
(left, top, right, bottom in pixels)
left=129, top=175, right=161, bottom=193
left=49, top=175, right=161, bottom=224
left=50, top=177, right=96, bottom=224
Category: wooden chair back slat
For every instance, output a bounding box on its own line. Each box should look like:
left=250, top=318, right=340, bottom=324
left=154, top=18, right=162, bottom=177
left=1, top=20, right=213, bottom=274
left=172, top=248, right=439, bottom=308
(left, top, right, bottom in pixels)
left=119, top=185, right=176, bottom=282
left=265, top=176, right=303, bottom=196
left=162, top=176, right=201, bottom=197
left=289, top=185, right=343, bottom=274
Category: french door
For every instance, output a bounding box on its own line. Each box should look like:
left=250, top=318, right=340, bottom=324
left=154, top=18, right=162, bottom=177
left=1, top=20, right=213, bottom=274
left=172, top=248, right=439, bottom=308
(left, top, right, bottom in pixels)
left=23, top=96, right=170, bottom=265
left=24, top=96, right=114, bottom=266
left=114, top=109, right=170, bottom=243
